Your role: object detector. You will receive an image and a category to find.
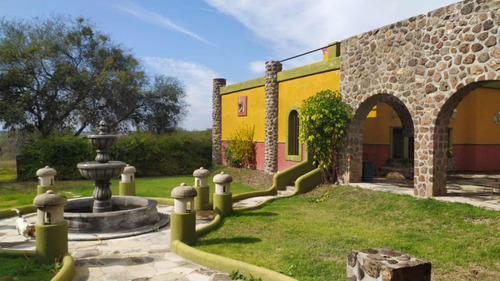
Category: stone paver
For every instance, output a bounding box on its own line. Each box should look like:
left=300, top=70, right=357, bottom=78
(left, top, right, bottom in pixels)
left=353, top=178, right=500, bottom=211
left=232, top=186, right=295, bottom=209
left=0, top=205, right=227, bottom=281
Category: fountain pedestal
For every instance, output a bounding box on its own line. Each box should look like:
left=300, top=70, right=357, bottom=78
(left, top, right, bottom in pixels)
left=93, top=180, right=112, bottom=212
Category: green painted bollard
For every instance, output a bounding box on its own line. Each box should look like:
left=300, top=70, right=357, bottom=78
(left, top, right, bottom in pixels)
left=119, top=164, right=136, bottom=196
left=170, top=212, right=196, bottom=245
left=33, top=190, right=68, bottom=263
left=213, top=172, right=233, bottom=216
left=36, top=222, right=68, bottom=263
left=36, top=166, right=57, bottom=195
left=170, top=183, right=198, bottom=245
left=193, top=167, right=210, bottom=210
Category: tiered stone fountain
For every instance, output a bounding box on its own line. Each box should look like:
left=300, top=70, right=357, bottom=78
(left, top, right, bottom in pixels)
left=64, top=121, right=168, bottom=240
left=77, top=121, right=126, bottom=213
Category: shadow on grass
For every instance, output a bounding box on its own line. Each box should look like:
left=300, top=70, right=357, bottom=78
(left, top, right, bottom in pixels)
left=196, top=237, right=262, bottom=246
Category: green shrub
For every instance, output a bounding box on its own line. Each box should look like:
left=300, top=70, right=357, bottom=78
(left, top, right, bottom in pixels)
left=299, top=90, right=352, bottom=183
left=17, top=130, right=212, bottom=180
left=18, top=135, right=94, bottom=181
left=224, top=125, right=255, bottom=168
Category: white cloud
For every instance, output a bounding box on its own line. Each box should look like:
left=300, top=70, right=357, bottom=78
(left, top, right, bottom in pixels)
left=142, top=57, right=219, bottom=131
left=116, top=2, right=212, bottom=45
left=204, top=0, right=459, bottom=62
left=249, top=60, right=266, bottom=74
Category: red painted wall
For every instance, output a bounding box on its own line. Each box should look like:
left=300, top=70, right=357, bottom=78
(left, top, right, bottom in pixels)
left=277, top=143, right=305, bottom=171
left=254, top=142, right=265, bottom=170
left=362, top=145, right=390, bottom=174
left=453, top=144, right=500, bottom=172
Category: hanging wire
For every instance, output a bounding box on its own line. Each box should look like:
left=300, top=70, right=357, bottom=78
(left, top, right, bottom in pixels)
left=279, top=44, right=333, bottom=63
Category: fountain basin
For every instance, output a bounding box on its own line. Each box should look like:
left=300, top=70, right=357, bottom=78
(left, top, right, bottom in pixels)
left=64, top=196, right=169, bottom=240
left=87, top=134, right=118, bottom=149
left=77, top=161, right=126, bottom=180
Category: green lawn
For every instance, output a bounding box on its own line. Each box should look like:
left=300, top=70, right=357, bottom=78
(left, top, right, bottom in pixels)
left=0, top=166, right=257, bottom=210
left=0, top=254, right=56, bottom=281
left=194, top=185, right=500, bottom=281
left=0, top=160, right=16, bottom=181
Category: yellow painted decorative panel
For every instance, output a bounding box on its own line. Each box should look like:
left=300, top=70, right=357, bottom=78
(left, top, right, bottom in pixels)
left=277, top=70, right=340, bottom=142
left=221, top=86, right=266, bottom=141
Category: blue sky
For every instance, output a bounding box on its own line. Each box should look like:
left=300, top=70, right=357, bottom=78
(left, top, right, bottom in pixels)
left=1, top=0, right=458, bottom=130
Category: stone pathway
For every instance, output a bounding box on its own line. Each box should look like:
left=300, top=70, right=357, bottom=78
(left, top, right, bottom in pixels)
left=0, top=205, right=229, bottom=281
left=0, top=189, right=294, bottom=281
left=353, top=179, right=500, bottom=211
left=232, top=186, right=295, bottom=209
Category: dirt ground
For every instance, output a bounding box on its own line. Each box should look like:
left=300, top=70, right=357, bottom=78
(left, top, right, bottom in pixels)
left=214, top=166, right=274, bottom=190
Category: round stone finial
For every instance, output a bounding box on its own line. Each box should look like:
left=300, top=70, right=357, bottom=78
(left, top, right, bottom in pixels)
left=213, top=172, right=233, bottom=184
left=123, top=164, right=136, bottom=174
left=33, top=190, right=67, bottom=207
left=193, top=167, right=210, bottom=177
left=98, top=120, right=108, bottom=135
left=36, top=166, right=57, bottom=177
left=171, top=183, right=197, bottom=198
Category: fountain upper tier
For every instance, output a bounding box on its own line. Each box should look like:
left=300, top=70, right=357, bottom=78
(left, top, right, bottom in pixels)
left=77, top=161, right=125, bottom=180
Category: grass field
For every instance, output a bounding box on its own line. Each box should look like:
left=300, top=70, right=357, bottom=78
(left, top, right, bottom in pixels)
left=194, top=184, right=500, bottom=281
left=2, top=161, right=499, bottom=280
left=0, top=253, right=56, bottom=281
left=0, top=165, right=260, bottom=210
left=0, top=160, right=16, bottom=181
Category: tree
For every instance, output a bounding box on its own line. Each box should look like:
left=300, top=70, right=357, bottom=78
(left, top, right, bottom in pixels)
left=299, top=90, right=353, bottom=183
left=136, top=75, right=186, bottom=134
left=0, top=16, right=185, bottom=137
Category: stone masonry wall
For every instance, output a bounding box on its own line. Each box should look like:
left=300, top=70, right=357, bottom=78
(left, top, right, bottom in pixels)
left=340, top=0, right=499, bottom=197
left=264, top=61, right=282, bottom=174
left=212, top=78, right=226, bottom=166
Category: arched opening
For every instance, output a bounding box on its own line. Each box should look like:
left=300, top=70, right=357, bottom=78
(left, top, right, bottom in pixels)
left=286, top=108, right=301, bottom=161
left=343, top=94, right=414, bottom=185
left=363, top=103, right=414, bottom=183
left=434, top=81, right=500, bottom=196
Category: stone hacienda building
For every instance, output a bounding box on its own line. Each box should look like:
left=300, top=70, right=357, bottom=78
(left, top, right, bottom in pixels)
left=213, top=0, right=500, bottom=198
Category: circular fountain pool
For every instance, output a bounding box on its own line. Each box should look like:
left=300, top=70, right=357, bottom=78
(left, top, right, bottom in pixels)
left=64, top=196, right=170, bottom=241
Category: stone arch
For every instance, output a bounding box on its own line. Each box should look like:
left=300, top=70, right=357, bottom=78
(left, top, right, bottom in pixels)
left=342, top=93, right=414, bottom=183
left=431, top=81, right=499, bottom=195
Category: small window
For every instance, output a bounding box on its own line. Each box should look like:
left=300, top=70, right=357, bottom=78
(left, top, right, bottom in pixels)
left=288, top=110, right=299, bottom=156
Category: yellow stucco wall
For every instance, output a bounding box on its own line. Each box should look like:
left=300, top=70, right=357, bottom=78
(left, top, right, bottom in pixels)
left=277, top=70, right=340, bottom=142
left=362, top=87, right=500, bottom=144
left=221, top=86, right=266, bottom=141
left=362, top=103, right=402, bottom=144
left=449, top=87, right=500, bottom=144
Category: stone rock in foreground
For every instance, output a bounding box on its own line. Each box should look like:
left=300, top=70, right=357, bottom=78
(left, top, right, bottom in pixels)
left=347, top=247, right=431, bottom=281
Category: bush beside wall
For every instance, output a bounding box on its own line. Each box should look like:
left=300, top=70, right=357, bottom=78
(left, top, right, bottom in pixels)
left=17, top=130, right=212, bottom=181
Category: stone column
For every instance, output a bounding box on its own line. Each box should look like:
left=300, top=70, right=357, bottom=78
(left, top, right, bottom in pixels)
left=264, top=61, right=282, bottom=174
left=212, top=78, right=226, bottom=166
left=413, top=111, right=447, bottom=197
left=430, top=116, right=449, bottom=197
